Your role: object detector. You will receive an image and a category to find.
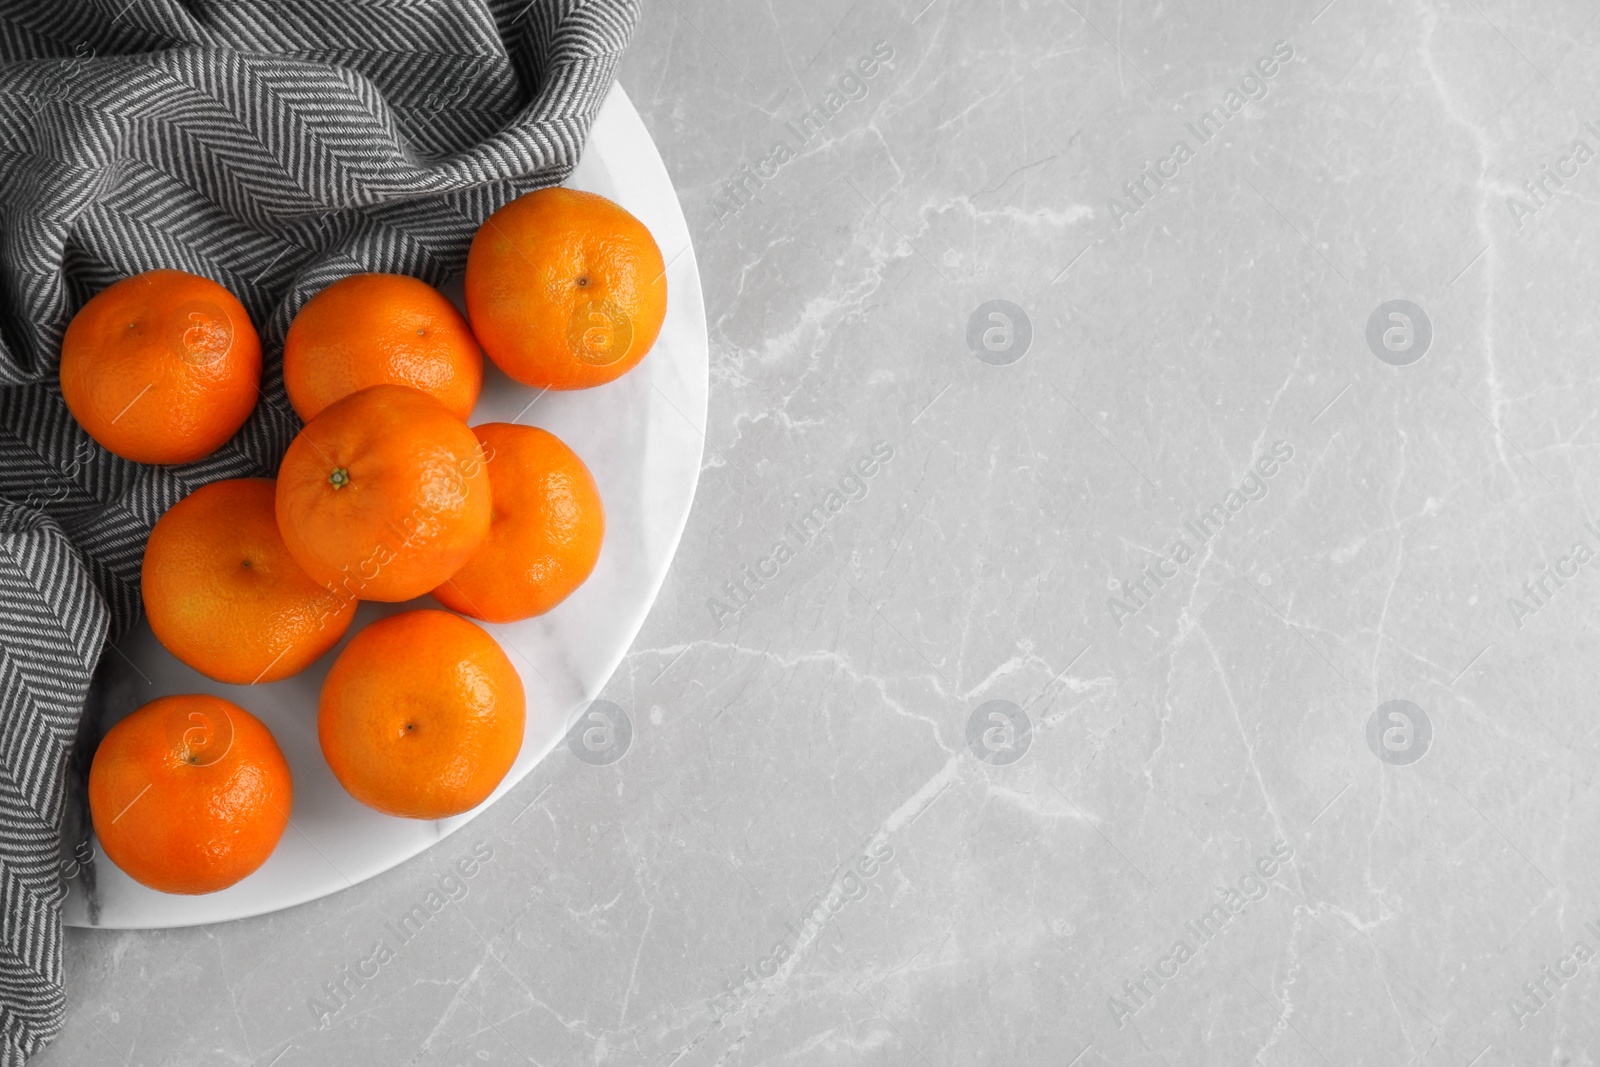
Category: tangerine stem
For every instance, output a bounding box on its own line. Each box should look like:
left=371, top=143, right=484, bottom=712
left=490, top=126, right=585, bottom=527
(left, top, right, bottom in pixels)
left=328, top=468, right=350, bottom=489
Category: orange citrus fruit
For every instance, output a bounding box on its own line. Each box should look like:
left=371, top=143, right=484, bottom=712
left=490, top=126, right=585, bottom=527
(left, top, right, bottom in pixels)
left=282, top=272, right=483, bottom=423
left=465, top=187, right=667, bottom=390
left=274, top=384, right=490, bottom=603
left=433, top=423, right=604, bottom=622
left=89, top=694, right=292, bottom=895
left=318, top=609, right=525, bottom=819
left=142, top=478, right=356, bottom=684
left=59, top=269, right=261, bottom=465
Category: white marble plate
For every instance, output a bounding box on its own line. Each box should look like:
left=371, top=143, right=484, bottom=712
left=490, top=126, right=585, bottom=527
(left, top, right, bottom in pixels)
left=63, top=84, right=708, bottom=930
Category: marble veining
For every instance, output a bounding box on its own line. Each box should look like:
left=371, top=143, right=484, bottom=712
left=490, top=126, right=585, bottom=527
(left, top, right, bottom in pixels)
left=37, top=1, right=1600, bottom=1064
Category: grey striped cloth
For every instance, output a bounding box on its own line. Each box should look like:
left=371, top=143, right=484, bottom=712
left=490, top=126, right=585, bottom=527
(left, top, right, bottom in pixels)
left=0, top=1, right=638, bottom=1061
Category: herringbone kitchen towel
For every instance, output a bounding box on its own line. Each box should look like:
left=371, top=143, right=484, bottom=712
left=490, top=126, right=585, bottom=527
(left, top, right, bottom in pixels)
left=0, top=1, right=638, bottom=1061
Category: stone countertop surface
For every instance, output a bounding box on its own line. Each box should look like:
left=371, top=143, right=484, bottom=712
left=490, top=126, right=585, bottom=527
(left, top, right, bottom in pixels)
left=34, top=1, right=1600, bottom=1064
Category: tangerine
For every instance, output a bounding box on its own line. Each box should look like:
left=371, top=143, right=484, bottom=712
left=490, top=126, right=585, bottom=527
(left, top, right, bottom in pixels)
left=465, top=187, right=666, bottom=390
left=59, top=269, right=261, bottom=464
left=283, top=273, right=482, bottom=423
left=274, top=385, right=490, bottom=603
left=433, top=423, right=604, bottom=622
left=89, top=694, right=291, bottom=895
left=142, top=478, right=356, bottom=684
left=318, top=610, right=525, bottom=819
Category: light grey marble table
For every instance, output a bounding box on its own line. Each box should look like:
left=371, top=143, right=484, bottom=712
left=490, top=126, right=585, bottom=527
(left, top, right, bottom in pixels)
left=37, top=1, right=1600, bottom=1064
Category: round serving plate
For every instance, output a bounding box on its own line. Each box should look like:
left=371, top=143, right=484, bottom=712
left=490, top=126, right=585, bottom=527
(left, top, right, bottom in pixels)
left=64, top=83, right=709, bottom=929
